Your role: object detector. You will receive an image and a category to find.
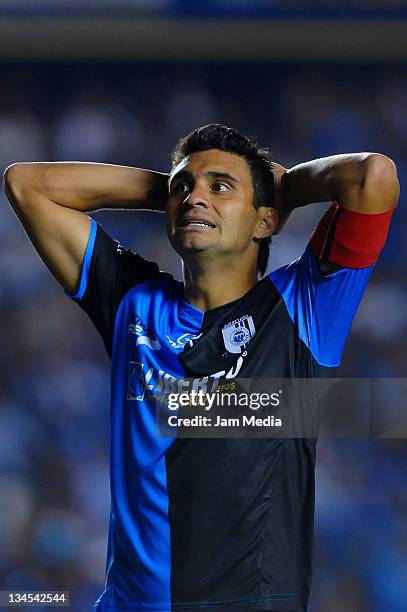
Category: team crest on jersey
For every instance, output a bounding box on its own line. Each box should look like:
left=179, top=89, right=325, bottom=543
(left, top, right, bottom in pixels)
left=221, top=315, right=256, bottom=354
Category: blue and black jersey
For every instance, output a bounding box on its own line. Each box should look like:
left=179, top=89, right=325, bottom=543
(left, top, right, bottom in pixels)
left=66, top=207, right=376, bottom=612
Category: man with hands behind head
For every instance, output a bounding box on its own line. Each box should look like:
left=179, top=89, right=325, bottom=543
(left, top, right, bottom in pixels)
left=4, top=124, right=399, bottom=611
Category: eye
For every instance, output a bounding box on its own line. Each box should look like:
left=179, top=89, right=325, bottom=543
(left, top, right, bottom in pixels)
left=171, top=181, right=190, bottom=196
left=212, top=182, right=230, bottom=192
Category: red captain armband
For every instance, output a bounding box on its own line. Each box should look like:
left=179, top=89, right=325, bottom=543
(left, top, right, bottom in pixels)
left=309, top=201, right=396, bottom=268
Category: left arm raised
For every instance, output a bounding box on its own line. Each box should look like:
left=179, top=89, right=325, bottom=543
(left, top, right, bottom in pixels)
left=280, top=153, right=399, bottom=216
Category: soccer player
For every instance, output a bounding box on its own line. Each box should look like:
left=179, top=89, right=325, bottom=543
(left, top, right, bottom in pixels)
left=3, top=124, right=399, bottom=612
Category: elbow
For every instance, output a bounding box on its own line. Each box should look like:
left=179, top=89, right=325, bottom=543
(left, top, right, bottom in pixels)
left=360, top=153, right=400, bottom=212
left=3, top=163, right=38, bottom=207
left=366, top=153, right=398, bottom=178
left=3, top=163, right=25, bottom=204
left=364, top=154, right=400, bottom=210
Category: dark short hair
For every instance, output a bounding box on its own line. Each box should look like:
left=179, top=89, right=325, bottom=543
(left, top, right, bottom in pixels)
left=171, top=123, right=276, bottom=277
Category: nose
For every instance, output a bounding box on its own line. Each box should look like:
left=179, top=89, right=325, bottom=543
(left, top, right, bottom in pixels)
left=182, top=184, right=210, bottom=208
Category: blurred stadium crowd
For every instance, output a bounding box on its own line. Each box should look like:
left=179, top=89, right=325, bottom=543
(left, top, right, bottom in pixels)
left=0, top=62, right=406, bottom=611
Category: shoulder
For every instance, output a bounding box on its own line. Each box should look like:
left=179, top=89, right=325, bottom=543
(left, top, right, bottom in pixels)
left=122, top=269, right=183, bottom=305
left=268, top=247, right=373, bottom=367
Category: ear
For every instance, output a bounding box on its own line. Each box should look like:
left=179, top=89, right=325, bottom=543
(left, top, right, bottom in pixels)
left=253, top=207, right=278, bottom=239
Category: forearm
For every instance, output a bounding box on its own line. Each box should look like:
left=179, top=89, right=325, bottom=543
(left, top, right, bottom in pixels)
left=281, top=153, right=399, bottom=215
left=3, top=162, right=169, bottom=213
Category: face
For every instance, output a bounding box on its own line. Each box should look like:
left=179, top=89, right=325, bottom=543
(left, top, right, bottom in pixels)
left=167, top=149, right=273, bottom=264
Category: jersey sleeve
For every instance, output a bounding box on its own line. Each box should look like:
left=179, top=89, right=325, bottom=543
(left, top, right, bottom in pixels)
left=65, top=218, right=160, bottom=358
left=268, top=202, right=393, bottom=367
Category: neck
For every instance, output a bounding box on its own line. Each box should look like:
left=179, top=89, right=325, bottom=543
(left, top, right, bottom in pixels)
left=182, top=254, right=259, bottom=312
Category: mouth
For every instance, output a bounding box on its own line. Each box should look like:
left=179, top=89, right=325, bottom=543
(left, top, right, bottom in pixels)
left=177, top=217, right=216, bottom=230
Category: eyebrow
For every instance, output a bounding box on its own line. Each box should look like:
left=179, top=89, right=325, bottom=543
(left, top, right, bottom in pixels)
left=205, top=171, right=239, bottom=184
left=169, top=169, right=192, bottom=186
left=169, top=169, right=240, bottom=186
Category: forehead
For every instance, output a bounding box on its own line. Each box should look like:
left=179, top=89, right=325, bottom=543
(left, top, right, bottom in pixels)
left=171, top=149, right=251, bottom=181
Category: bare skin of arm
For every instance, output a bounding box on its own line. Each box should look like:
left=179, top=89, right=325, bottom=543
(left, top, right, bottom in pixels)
left=3, top=162, right=169, bottom=294
left=273, top=152, right=400, bottom=230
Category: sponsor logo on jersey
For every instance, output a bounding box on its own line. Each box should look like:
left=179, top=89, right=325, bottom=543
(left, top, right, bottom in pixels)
left=221, top=315, right=256, bottom=354
left=166, top=332, right=203, bottom=350
left=128, top=313, right=161, bottom=350
left=127, top=361, right=221, bottom=402
left=126, top=354, right=249, bottom=403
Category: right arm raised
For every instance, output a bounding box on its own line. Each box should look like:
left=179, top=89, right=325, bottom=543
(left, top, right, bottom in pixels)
left=3, top=162, right=169, bottom=294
